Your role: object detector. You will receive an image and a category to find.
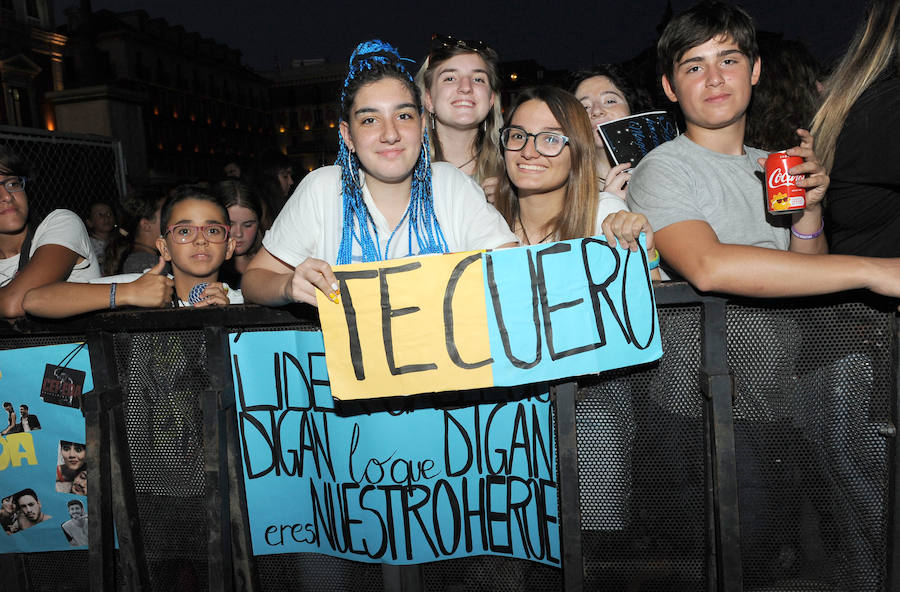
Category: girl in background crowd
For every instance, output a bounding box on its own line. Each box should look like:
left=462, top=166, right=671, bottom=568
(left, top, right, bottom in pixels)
left=494, top=86, right=659, bottom=277
left=242, top=40, right=517, bottom=307
left=571, top=65, right=652, bottom=200
left=417, top=36, right=505, bottom=203
left=812, top=0, right=900, bottom=257
left=253, top=150, right=294, bottom=222
left=222, top=156, right=243, bottom=179
left=104, top=188, right=166, bottom=275
left=215, top=179, right=265, bottom=288
left=83, top=201, right=116, bottom=269
left=0, top=146, right=100, bottom=318
left=745, top=37, right=822, bottom=152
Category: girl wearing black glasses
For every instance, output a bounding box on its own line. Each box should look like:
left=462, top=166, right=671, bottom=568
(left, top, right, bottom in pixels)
left=494, top=87, right=659, bottom=277
left=417, top=36, right=505, bottom=204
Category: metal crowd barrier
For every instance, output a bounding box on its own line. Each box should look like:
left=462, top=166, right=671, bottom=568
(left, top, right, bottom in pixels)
left=0, top=281, right=897, bottom=592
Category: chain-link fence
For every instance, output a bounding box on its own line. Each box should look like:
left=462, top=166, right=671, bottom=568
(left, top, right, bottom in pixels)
left=0, top=125, right=126, bottom=221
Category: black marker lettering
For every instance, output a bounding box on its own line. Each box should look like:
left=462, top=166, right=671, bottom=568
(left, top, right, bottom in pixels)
left=444, top=253, right=493, bottom=369
left=335, top=269, right=379, bottom=381
left=535, top=242, right=603, bottom=360
left=380, top=262, right=438, bottom=375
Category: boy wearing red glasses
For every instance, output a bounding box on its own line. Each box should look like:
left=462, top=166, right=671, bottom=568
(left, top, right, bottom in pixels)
left=24, top=187, right=241, bottom=317
left=154, top=188, right=239, bottom=306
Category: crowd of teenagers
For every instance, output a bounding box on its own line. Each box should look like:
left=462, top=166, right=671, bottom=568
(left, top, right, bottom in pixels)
left=2, top=0, right=900, bottom=321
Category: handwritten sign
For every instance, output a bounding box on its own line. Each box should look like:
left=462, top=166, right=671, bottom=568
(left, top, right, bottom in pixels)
left=0, top=343, right=92, bottom=554
left=318, top=238, right=661, bottom=400
left=598, top=111, right=679, bottom=167
left=230, top=330, right=560, bottom=566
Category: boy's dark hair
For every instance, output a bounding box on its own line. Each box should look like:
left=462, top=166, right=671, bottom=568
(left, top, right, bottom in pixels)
left=0, top=145, right=31, bottom=178
left=658, top=0, right=759, bottom=86
left=13, top=488, right=38, bottom=505
left=159, top=185, right=229, bottom=235
left=20, top=404, right=28, bottom=412
left=67, top=500, right=84, bottom=509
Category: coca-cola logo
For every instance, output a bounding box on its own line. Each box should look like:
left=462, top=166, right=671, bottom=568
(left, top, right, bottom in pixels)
left=768, top=168, right=800, bottom=189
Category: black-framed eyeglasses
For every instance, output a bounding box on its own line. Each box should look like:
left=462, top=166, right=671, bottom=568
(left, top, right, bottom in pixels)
left=0, top=176, right=26, bottom=193
left=499, top=127, right=570, bottom=157
left=165, top=224, right=229, bottom=244
left=430, top=34, right=488, bottom=56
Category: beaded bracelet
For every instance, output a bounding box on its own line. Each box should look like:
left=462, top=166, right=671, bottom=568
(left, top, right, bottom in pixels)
left=109, top=283, right=117, bottom=310
left=790, top=219, right=824, bottom=240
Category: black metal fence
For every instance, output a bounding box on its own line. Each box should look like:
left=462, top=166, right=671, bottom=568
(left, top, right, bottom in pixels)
left=0, top=282, right=897, bottom=592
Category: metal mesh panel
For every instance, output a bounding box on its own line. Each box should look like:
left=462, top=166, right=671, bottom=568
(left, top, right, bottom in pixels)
left=422, top=555, right=562, bottom=591
left=21, top=550, right=89, bottom=591
left=577, top=305, right=707, bottom=591
left=0, top=334, right=87, bottom=351
left=256, top=553, right=384, bottom=592
left=727, top=302, right=893, bottom=591
left=113, top=329, right=210, bottom=592
left=0, top=126, right=123, bottom=220
left=420, top=390, right=563, bottom=592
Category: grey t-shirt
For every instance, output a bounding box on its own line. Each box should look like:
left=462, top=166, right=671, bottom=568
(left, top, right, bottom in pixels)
left=122, top=250, right=160, bottom=274
left=627, top=135, right=789, bottom=251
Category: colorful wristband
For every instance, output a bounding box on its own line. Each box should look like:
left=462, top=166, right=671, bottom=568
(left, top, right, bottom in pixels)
left=648, top=248, right=660, bottom=270
left=790, top=219, right=824, bottom=240
left=109, top=282, right=117, bottom=310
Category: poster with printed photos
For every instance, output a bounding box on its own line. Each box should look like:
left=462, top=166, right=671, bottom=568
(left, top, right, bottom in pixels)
left=0, top=342, right=91, bottom=553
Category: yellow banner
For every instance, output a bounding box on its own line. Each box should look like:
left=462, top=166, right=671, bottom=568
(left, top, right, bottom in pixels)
left=317, top=251, right=492, bottom=400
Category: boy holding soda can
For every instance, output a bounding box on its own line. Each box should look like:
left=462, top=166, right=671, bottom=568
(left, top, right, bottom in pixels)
left=627, top=0, right=900, bottom=299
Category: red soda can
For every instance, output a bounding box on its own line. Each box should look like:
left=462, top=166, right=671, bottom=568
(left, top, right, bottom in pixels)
left=765, top=151, right=805, bottom=214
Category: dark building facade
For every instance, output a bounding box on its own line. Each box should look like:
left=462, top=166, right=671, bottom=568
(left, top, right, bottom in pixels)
left=0, top=0, right=65, bottom=129
left=263, top=59, right=344, bottom=177
left=52, top=5, right=274, bottom=183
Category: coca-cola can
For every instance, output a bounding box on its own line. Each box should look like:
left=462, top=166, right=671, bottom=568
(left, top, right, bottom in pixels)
left=765, top=151, right=805, bottom=214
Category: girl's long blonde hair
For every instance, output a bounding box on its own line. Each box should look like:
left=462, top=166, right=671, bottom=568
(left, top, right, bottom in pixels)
left=811, top=0, right=900, bottom=172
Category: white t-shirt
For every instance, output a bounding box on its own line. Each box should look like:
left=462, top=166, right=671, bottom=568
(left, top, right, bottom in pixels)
left=595, top=191, right=629, bottom=230
left=90, top=274, right=243, bottom=306
left=263, top=162, right=518, bottom=266
left=0, top=209, right=99, bottom=287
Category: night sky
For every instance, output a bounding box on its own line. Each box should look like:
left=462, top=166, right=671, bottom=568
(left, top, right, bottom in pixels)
left=56, top=0, right=866, bottom=74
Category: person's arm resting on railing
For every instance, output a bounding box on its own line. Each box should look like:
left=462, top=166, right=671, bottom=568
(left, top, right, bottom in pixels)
left=242, top=248, right=339, bottom=308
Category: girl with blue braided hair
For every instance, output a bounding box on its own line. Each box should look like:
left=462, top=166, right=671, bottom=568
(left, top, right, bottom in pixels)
left=243, top=40, right=517, bottom=307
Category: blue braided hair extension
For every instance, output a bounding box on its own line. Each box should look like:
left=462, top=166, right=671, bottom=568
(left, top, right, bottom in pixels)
left=335, top=39, right=449, bottom=265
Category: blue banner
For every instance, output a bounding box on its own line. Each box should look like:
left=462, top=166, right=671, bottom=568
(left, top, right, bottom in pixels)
left=0, top=342, right=92, bottom=553
left=230, top=330, right=559, bottom=566
left=484, top=238, right=659, bottom=386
